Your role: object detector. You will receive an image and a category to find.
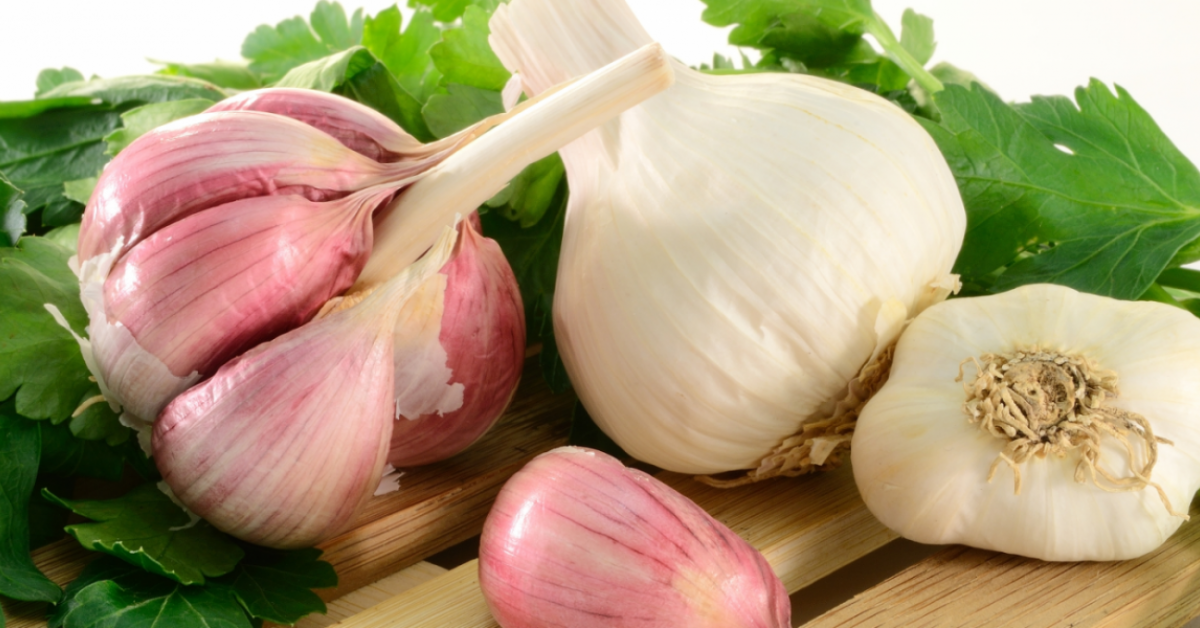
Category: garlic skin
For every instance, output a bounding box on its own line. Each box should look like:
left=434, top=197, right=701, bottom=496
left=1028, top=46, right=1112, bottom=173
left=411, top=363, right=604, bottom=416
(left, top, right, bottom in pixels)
left=94, top=189, right=387, bottom=423
left=388, top=217, right=525, bottom=467
left=489, top=0, right=965, bottom=474
left=479, top=447, right=791, bottom=628
left=153, top=228, right=459, bottom=549
left=852, top=284, right=1200, bottom=561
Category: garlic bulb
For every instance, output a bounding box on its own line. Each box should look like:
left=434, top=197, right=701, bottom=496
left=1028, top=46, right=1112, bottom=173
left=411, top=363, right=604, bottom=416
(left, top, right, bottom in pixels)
left=72, top=45, right=674, bottom=428
left=479, top=447, right=791, bottom=628
left=153, top=228, right=458, bottom=549
left=489, top=0, right=965, bottom=475
left=388, top=217, right=525, bottom=467
left=852, top=283, right=1200, bottom=561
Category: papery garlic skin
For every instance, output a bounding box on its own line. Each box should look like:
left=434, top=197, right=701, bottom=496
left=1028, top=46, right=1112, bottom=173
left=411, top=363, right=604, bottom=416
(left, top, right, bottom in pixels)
left=852, top=284, right=1200, bottom=561
left=479, top=447, right=791, bottom=628
left=388, top=218, right=525, bottom=467
left=153, top=228, right=459, bottom=549
left=489, top=0, right=965, bottom=474
left=94, top=189, right=385, bottom=423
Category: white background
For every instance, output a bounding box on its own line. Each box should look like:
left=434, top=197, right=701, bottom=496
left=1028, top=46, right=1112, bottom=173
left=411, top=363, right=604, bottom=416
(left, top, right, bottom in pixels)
left=1, top=0, right=1197, bottom=163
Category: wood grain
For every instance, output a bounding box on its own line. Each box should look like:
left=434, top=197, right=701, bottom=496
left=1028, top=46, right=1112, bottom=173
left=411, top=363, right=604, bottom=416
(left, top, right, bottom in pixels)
left=292, top=562, right=447, bottom=628
left=803, top=499, right=1200, bottom=628
left=333, top=465, right=896, bottom=627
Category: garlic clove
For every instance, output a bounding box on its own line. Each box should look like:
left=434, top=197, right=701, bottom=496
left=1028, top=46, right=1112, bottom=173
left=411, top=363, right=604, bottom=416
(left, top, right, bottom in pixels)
left=489, top=0, right=965, bottom=475
left=388, top=217, right=525, bottom=467
left=93, top=188, right=389, bottom=424
left=153, top=226, right=459, bottom=549
left=852, top=283, right=1200, bottom=561
left=479, top=447, right=791, bottom=628
left=76, top=110, right=417, bottom=264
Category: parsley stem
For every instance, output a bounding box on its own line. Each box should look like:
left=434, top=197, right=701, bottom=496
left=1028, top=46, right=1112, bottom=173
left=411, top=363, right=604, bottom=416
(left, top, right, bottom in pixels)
left=865, top=11, right=944, bottom=95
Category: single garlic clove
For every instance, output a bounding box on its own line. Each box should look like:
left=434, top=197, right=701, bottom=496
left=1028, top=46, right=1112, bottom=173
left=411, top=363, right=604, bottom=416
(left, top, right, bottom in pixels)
left=91, top=188, right=388, bottom=424
left=153, top=227, right=459, bottom=549
left=77, top=110, right=413, bottom=264
left=479, top=447, right=792, bottom=628
left=388, top=217, right=525, bottom=467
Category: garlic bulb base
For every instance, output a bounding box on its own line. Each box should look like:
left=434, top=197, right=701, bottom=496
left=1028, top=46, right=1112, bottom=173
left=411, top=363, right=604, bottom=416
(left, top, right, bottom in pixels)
left=961, top=348, right=1187, bottom=519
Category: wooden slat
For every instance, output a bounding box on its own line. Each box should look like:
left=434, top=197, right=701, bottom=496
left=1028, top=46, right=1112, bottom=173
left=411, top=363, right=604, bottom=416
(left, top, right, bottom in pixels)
left=292, top=562, right=447, bottom=628
left=803, top=499, right=1200, bottom=628
left=334, top=465, right=895, bottom=627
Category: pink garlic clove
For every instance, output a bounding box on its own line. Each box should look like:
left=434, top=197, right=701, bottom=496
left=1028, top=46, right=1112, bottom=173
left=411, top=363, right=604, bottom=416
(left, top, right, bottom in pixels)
left=77, top=110, right=423, bottom=264
left=92, top=188, right=388, bottom=424
left=388, top=217, right=525, bottom=467
left=479, top=447, right=792, bottom=628
left=153, top=227, right=459, bottom=549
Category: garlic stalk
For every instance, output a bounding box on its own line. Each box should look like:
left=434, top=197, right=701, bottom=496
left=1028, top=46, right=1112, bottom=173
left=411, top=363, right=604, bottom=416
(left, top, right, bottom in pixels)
left=488, top=0, right=965, bottom=476
left=153, top=228, right=459, bottom=549
left=388, top=217, right=525, bottom=467
left=479, top=447, right=791, bottom=628
left=72, top=44, right=673, bottom=428
left=852, top=284, right=1200, bottom=561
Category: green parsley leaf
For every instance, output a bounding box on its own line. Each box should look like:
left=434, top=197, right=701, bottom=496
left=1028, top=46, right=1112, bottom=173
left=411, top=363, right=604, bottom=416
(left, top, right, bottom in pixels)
left=276, top=46, right=377, bottom=91
left=103, top=99, right=215, bottom=156
left=0, top=400, right=61, bottom=604
left=485, top=154, right=565, bottom=228
left=36, top=75, right=226, bottom=106
left=43, top=484, right=244, bottom=586
left=60, top=178, right=98, bottom=207
left=154, top=60, right=264, bottom=91
left=923, top=82, right=1200, bottom=299
left=212, top=545, right=336, bottom=625
left=335, top=61, right=436, bottom=141
left=362, top=6, right=443, bottom=106
left=422, top=83, right=503, bottom=138
left=410, top=0, right=500, bottom=23
left=35, top=68, right=84, bottom=98
left=899, top=9, right=935, bottom=65
left=242, top=1, right=364, bottom=84
left=50, top=557, right=253, bottom=628
left=0, top=237, right=96, bottom=422
left=38, top=420, right=125, bottom=481
left=429, top=6, right=510, bottom=92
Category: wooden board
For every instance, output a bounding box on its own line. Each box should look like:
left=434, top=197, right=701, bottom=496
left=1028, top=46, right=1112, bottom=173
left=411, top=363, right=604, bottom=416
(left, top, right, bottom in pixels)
left=803, top=499, right=1200, bottom=628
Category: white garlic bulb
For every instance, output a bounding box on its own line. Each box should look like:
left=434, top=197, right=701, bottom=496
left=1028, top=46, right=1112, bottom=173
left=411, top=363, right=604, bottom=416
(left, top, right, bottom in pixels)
left=852, top=283, right=1200, bottom=561
left=489, top=0, right=965, bottom=474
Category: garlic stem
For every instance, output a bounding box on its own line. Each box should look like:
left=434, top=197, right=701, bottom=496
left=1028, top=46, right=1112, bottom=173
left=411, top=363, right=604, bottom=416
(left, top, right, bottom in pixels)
left=353, top=42, right=674, bottom=289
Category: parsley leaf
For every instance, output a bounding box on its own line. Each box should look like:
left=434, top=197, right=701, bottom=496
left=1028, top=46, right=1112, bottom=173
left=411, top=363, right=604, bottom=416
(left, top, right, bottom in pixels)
left=0, top=237, right=96, bottom=422
left=49, top=558, right=253, bottom=628
left=43, top=484, right=245, bottom=586
left=429, top=6, right=510, bottom=92
left=154, top=60, right=264, bottom=91
left=0, top=401, right=61, bottom=604
left=242, top=1, right=364, bottom=84
left=212, top=545, right=336, bottom=625
left=922, top=82, right=1200, bottom=299
left=422, top=83, right=503, bottom=138
left=362, top=7, right=442, bottom=107
left=276, top=46, right=377, bottom=91
left=35, top=68, right=85, bottom=98
left=411, top=0, right=501, bottom=23
left=38, top=420, right=125, bottom=482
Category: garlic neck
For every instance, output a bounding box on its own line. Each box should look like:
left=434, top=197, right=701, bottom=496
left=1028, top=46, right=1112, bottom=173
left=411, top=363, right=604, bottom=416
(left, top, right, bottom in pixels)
left=961, top=348, right=1187, bottom=518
